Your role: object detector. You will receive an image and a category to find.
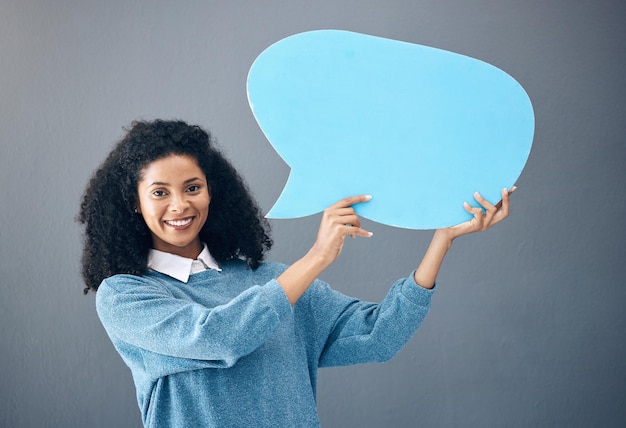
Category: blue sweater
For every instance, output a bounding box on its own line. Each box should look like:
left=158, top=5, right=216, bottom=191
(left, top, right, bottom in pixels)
left=95, top=260, right=434, bottom=427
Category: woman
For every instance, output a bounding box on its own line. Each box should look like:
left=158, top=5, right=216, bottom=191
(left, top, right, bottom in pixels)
left=79, top=119, right=512, bottom=427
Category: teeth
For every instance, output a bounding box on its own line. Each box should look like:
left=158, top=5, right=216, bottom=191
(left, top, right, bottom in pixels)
left=166, top=218, right=192, bottom=227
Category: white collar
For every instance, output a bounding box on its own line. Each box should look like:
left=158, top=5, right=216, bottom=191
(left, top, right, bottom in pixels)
left=147, top=243, right=221, bottom=283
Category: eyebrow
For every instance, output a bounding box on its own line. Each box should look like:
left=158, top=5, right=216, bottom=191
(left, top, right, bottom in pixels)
left=147, top=177, right=204, bottom=187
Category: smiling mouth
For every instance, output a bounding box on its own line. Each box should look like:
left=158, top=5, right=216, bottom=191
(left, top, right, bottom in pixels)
left=164, top=217, right=194, bottom=229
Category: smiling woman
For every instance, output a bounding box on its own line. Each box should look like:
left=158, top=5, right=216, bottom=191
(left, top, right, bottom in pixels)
left=136, top=155, right=211, bottom=259
left=78, top=119, right=512, bottom=428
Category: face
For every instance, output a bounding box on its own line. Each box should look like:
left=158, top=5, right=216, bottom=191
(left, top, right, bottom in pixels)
left=136, top=154, right=210, bottom=259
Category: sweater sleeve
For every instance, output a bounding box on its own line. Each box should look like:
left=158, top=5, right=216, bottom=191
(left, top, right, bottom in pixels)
left=95, top=275, right=292, bottom=367
left=313, top=273, right=434, bottom=367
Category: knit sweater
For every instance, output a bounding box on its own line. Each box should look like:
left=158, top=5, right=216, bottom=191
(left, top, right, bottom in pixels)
left=95, top=260, right=434, bottom=427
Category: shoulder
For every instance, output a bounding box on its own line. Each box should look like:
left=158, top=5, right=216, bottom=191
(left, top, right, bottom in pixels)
left=97, top=271, right=173, bottom=296
left=95, top=272, right=177, bottom=315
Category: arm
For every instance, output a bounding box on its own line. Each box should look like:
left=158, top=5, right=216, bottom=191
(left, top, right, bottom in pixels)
left=414, top=187, right=515, bottom=288
left=313, top=276, right=434, bottom=367
left=96, top=276, right=291, bottom=365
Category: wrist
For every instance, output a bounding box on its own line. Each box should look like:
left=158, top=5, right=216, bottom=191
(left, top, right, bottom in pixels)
left=303, top=246, right=332, bottom=273
left=433, top=228, right=455, bottom=250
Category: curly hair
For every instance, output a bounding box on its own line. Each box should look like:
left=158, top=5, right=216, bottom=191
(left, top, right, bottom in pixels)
left=78, top=119, right=272, bottom=294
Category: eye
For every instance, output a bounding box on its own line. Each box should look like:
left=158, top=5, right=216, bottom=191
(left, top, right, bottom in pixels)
left=186, top=184, right=201, bottom=193
left=152, top=189, right=167, bottom=197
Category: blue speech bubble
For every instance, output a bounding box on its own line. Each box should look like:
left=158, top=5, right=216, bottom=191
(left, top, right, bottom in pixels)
left=247, top=30, right=534, bottom=229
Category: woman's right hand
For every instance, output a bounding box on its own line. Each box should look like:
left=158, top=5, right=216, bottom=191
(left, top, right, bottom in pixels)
left=310, top=195, right=374, bottom=269
left=276, top=195, right=373, bottom=305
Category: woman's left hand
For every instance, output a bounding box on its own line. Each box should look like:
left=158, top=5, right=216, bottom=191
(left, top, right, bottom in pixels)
left=413, top=187, right=515, bottom=289
left=444, top=186, right=515, bottom=241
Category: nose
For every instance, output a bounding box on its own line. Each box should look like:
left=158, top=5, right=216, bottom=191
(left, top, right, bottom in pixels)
left=169, top=192, right=190, bottom=213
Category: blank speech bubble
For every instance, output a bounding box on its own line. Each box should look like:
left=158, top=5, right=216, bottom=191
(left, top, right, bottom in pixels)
left=247, top=30, right=534, bottom=229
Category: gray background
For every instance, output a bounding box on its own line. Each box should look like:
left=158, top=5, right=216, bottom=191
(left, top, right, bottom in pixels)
left=1, top=0, right=625, bottom=427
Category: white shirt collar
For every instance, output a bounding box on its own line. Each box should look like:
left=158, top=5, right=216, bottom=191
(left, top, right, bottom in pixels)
left=147, top=243, right=221, bottom=283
